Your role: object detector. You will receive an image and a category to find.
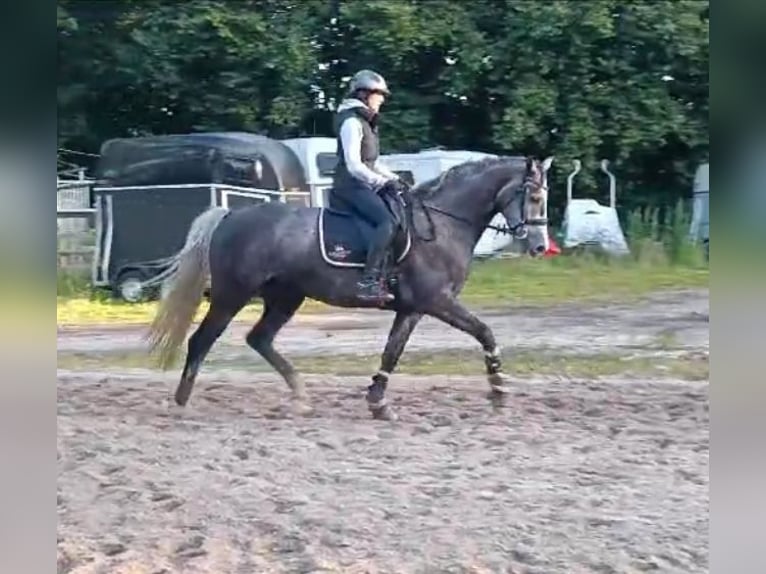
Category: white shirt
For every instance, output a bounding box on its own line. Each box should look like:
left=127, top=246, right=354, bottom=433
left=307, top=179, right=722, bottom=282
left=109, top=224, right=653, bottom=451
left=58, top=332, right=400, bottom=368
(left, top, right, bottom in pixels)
left=337, top=101, right=399, bottom=189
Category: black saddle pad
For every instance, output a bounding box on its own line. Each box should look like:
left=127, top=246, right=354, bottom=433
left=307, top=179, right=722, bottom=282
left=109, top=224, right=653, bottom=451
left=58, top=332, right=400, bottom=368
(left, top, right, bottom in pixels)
left=319, top=208, right=372, bottom=267
left=318, top=208, right=411, bottom=268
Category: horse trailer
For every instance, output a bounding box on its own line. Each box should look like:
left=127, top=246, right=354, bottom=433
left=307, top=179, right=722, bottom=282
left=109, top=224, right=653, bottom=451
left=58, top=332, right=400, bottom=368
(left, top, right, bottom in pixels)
left=90, top=132, right=310, bottom=302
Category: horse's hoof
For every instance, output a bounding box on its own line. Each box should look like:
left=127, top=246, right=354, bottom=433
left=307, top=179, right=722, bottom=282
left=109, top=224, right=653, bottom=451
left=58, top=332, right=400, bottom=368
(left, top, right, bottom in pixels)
left=487, top=372, right=508, bottom=387
left=174, top=379, right=194, bottom=407
left=489, top=389, right=508, bottom=409
left=488, top=374, right=511, bottom=393
left=371, top=404, right=398, bottom=422
left=290, top=397, right=314, bottom=416
left=486, top=374, right=510, bottom=410
left=287, top=376, right=306, bottom=398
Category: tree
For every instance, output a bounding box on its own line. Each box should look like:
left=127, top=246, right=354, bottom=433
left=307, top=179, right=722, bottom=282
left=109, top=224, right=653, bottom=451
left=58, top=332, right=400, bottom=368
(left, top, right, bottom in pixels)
left=471, top=0, right=709, bottom=215
left=58, top=0, right=708, bottom=218
left=58, top=0, right=321, bottom=150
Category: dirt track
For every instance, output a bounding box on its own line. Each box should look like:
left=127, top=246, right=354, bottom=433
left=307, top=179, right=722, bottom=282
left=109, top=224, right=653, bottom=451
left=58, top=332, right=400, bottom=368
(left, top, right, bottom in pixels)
left=57, top=290, right=709, bottom=573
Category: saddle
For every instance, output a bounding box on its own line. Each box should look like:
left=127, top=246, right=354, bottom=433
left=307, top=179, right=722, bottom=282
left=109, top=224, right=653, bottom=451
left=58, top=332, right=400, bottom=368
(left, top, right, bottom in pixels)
left=317, top=187, right=412, bottom=270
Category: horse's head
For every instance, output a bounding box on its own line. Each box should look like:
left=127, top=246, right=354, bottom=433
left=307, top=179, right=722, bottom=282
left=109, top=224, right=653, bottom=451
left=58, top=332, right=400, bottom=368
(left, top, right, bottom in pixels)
left=495, top=156, right=552, bottom=257
left=412, top=154, right=552, bottom=256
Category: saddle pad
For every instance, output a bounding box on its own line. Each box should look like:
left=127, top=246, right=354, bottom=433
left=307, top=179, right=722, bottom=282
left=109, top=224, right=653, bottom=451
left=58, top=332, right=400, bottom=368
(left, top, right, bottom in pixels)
left=318, top=208, right=412, bottom=268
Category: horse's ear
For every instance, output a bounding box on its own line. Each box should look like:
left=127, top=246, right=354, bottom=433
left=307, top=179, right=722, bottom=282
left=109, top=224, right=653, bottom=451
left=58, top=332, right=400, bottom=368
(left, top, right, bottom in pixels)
left=542, top=156, right=554, bottom=173
left=525, top=156, right=538, bottom=177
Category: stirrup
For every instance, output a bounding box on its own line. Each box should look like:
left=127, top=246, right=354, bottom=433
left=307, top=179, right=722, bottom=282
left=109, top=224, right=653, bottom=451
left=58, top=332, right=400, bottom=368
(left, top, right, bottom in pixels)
left=357, top=277, right=394, bottom=302
left=359, top=292, right=395, bottom=304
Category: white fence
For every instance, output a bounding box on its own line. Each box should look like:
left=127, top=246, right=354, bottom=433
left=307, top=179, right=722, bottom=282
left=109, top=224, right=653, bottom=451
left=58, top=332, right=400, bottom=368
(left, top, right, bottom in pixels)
left=57, top=174, right=97, bottom=271
left=57, top=177, right=93, bottom=232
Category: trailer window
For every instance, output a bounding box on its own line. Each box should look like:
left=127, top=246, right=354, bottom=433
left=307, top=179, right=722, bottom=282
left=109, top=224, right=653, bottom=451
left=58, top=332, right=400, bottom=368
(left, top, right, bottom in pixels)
left=223, top=156, right=259, bottom=186
left=316, top=153, right=338, bottom=177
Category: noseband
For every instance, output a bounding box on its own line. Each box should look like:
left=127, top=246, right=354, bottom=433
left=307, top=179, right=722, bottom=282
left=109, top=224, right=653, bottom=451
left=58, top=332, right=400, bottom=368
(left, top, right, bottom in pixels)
left=504, top=176, right=548, bottom=237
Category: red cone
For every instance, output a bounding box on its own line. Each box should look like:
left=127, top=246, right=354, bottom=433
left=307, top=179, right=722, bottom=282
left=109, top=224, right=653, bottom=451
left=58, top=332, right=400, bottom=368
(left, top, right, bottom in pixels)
left=544, top=231, right=561, bottom=257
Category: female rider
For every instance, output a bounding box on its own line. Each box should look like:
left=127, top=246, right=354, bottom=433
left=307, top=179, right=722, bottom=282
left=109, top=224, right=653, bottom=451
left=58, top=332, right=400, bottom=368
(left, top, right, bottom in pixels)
left=330, top=69, right=406, bottom=303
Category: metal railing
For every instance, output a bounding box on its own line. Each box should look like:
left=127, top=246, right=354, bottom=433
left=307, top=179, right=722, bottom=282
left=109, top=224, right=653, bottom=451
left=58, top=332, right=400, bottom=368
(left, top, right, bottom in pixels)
left=56, top=182, right=312, bottom=275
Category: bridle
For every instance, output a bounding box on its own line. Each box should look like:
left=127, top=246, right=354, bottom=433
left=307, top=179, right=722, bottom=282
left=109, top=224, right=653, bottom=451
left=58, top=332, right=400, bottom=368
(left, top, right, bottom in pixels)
left=515, top=176, right=550, bottom=236
left=403, top=169, right=548, bottom=242
left=497, top=175, right=549, bottom=239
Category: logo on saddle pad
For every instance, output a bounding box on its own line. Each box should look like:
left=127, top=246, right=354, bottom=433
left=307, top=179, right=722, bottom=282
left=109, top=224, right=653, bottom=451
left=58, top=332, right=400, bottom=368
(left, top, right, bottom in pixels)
left=330, top=244, right=352, bottom=260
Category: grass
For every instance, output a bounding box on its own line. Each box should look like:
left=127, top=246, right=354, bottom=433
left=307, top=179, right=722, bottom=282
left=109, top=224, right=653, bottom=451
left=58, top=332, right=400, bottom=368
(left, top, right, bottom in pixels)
left=57, top=201, right=708, bottom=325
left=274, top=348, right=709, bottom=381
left=56, top=295, right=315, bottom=326
left=57, top=346, right=709, bottom=381
left=56, top=271, right=328, bottom=326
left=57, top=255, right=708, bottom=325
left=459, top=255, right=707, bottom=307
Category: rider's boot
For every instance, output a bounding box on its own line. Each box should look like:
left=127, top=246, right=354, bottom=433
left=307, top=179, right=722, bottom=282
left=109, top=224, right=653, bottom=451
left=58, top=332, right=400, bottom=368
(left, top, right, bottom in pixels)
left=357, top=239, right=395, bottom=303
left=356, top=269, right=395, bottom=303
left=357, top=268, right=394, bottom=304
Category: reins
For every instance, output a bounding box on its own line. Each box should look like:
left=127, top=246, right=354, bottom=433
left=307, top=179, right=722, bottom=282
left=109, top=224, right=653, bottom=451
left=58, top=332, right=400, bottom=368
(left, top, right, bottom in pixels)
left=400, top=184, right=531, bottom=243
left=388, top=158, right=549, bottom=243
left=420, top=203, right=519, bottom=236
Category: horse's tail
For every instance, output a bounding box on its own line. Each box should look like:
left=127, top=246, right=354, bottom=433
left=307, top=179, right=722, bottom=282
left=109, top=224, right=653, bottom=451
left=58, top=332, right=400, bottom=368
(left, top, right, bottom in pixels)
left=145, top=206, right=230, bottom=369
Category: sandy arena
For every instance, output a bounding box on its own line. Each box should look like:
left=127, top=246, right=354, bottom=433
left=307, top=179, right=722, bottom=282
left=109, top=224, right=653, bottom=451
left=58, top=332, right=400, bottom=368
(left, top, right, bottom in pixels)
left=57, top=290, right=709, bottom=573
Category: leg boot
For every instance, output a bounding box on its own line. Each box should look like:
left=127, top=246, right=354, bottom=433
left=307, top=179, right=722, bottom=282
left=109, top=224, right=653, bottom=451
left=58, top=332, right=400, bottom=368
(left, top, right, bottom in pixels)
left=357, top=220, right=396, bottom=304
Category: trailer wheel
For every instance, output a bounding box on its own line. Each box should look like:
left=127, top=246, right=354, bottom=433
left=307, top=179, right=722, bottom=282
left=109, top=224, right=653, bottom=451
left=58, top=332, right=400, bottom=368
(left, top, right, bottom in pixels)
left=114, top=270, right=147, bottom=303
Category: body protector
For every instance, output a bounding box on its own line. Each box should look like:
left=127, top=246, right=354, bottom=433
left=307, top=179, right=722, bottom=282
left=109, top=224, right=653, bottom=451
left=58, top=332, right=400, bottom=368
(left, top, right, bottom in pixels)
left=332, top=99, right=397, bottom=192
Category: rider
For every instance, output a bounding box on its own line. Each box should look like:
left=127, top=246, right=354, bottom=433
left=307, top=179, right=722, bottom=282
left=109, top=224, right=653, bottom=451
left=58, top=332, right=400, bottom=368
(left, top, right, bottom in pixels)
left=330, top=69, right=405, bottom=303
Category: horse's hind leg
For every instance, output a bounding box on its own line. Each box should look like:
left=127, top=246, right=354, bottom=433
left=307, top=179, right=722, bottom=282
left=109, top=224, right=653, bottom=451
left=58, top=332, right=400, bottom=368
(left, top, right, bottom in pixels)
left=245, top=287, right=307, bottom=401
left=175, top=295, right=246, bottom=407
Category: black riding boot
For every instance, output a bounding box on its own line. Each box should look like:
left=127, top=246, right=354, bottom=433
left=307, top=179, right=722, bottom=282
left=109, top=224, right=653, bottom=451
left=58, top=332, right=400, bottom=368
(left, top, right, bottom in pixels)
left=357, top=229, right=395, bottom=303
left=357, top=269, right=393, bottom=303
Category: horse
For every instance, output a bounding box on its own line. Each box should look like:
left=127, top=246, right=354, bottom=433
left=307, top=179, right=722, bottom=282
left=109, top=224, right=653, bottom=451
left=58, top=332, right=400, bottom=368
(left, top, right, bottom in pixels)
left=145, top=154, right=553, bottom=421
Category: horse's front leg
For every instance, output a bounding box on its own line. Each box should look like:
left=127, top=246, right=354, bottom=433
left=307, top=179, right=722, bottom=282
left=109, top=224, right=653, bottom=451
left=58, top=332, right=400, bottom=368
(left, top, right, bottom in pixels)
left=426, top=296, right=509, bottom=404
left=367, top=311, right=423, bottom=421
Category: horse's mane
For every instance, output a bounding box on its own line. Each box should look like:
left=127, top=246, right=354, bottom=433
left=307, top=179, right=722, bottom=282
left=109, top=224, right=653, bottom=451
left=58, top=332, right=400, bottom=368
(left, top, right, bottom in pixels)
left=411, top=155, right=528, bottom=199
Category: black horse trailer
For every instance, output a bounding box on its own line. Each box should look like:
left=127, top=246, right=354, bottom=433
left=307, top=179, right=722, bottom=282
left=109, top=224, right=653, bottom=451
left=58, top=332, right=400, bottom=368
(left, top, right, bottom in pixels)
left=90, top=132, right=310, bottom=302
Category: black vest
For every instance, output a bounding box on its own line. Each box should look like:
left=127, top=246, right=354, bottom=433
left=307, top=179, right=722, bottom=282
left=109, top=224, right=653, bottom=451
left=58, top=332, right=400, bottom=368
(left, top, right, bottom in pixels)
left=332, top=105, right=380, bottom=190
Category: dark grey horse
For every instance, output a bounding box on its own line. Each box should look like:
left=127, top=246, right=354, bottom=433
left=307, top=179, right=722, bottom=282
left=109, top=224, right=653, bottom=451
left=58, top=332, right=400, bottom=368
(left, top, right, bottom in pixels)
left=146, top=154, right=552, bottom=420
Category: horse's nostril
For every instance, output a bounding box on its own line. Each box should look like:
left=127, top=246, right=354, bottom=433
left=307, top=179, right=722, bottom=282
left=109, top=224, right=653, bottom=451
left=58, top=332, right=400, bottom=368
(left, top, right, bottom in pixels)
left=535, top=245, right=546, bottom=254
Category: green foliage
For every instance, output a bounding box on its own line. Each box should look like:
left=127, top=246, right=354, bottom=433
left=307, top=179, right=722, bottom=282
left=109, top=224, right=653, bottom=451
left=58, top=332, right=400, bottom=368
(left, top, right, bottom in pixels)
left=57, top=269, right=94, bottom=298
left=58, top=0, right=709, bottom=216
left=624, top=200, right=707, bottom=267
